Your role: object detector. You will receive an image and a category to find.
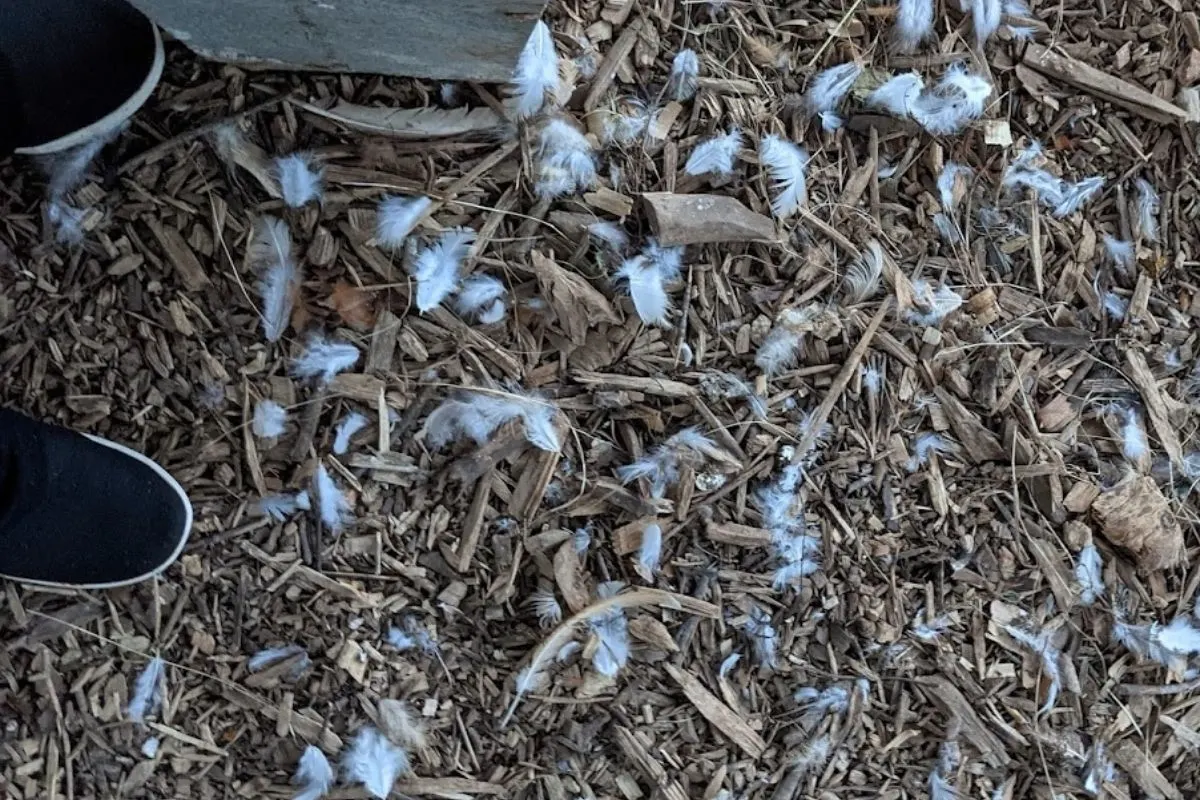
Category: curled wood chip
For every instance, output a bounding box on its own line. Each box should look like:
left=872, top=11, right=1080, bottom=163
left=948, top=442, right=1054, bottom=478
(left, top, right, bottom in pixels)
left=1091, top=477, right=1185, bottom=571
left=531, top=250, right=620, bottom=346
left=296, top=100, right=505, bottom=138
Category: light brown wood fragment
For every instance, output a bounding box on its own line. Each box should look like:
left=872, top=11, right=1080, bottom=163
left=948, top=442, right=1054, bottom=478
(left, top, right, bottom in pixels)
left=508, top=445, right=562, bottom=520
left=1092, top=477, right=1185, bottom=571
left=663, top=663, right=766, bottom=758
left=1110, top=739, right=1183, bottom=800
left=329, top=373, right=388, bottom=404
left=531, top=251, right=620, bottom=346
left=573, top=370, right=696, bottom=398
left=1063, top=481, right=1100, bottom=514
left=1125, top=350, right=1184, bottom=467
left=396, top=777, right=507, bottom=796
left=934, top=387, right=1005, bottom=462
left=613, top=726, right=690, bottom=800
left=628, top=616, right=679, bottom=652
left=1037, top=394, right=1076, bottom=433
left=366, top=309, right=400, bottom=372
left=915, top=676, right=1011, bottom=766
left=642, top=192, right=777, bottom=246
left=146, top=219, right=209, bottom=291
left=553, top=540, right=592, bottom=613
left=454, top=474, right=493, bottom=572
left=705, top=521, right=772, bottom=547
left=584, top=18, right=644, bottom=111
left=1023, top=43, right=1189, bottom=123
left=612, top=517, right=660, bottom=556
left=584, top=186, right=635, bottom=216
left=1025, top=536, right=1077, bottom=610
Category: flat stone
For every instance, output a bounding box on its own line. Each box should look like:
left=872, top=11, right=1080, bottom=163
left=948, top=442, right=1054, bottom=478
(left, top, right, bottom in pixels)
left=642, top=192, right=778, bottom=247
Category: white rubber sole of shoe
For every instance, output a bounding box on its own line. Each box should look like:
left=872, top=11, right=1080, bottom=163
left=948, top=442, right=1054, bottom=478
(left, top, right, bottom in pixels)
left=6, top=433, right=193, bottom=590
left=12, top=19, right=164, bottom=157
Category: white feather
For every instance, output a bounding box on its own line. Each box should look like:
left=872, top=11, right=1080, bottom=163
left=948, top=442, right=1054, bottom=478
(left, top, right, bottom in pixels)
left=910, top=65, right=992, bottom=135
left=333, top=411, right=369, bottom=455
left=893, top=0, right=935, bottom=52
left=454, top=274, right=508, bottom=324
left=1134, top=178, right=1160, bottom=241
left=719, top=652, right=741, bottom=678
left=969, top=0, right=1003, bottom=44
left=293, top=745, right=335, bottom=800
left=1083, top=741, right=1117, bottom=797
left=555, top=640, right=581, bottom=662
left=684, top=129, right=742, bottom=177
left=793, top=734, right=831, bottom=773
left=756, top=326, right=804, bottom=375
left=47, top=201, right=86, bottom=245
left=906, top=279, right=963, bottom=326
left=866, top=72, right=925, bottom=116
left=536, top=117, right=597, bottom=198
left=772, top=529, right=821, bottom=589
left=805, top=63, right=862, bottom=117
left=1075, top=545, right=1104, bottom=606
left=512, top=20, right=558, bottom=118
left=617, top=427, right=721, bottom=498
left=128, top=657, right=165, bottom=723
left=667, top=49, right=700, bottom=101
left=425, top=390, right=561, bottom=452
left=861, top=364, right=883, bottom=397
left=313, top=463, right=352, bottom=531
left=530, top=589, right=563, bottom=627
left=1156, top=617, right=1200, bottom=656
left=599, top=98, right=654, bottom=145
left=253, top=399, right=288, bottom=439
left=1102, top=292, right=1128, bottom=321
left=1003, top=623, right=1062, bottom=712
left=1112, top=404, right=1148, bottom=462
left=615, top=256, right=672, bottom=327
left=843, top=240, right=884, bottom=303
left=637, top=523, right=663, bottom=576
left=141, top=737, right=160, bottom=758
left=1053, top=176, right=1105, bottom=217
left=342, top=727, right=409, bottom=799
left=249, top=644, right=308, bottom=673
left=376, top=195, right=431, bottom=251
left=642, top=238, right=684, bottom=281
left=937, top=162, right=972, bottom=214
left=759, top=134, right=809, bottom=217
left=906, top=432, right=950, bottom=471
left=275, top=153, right=324, bottom=208
left=1102, top=235, right=1135, bottom=274
left=412, top=228, right=476, bottom=312
left=43, top=130, right=118, bottom=198
left=249, top=216, right=299, bottom=343
left=590, top=608, right=630, bottom=677
left=257, top=492, right=308, bottom=520
left=744, top=605, right=778, bottom=668
left=292, top=334, right=360, bottom=383
left=911, top=611, right=952, bottom=641
left=588, top=221, right=630, bottom=252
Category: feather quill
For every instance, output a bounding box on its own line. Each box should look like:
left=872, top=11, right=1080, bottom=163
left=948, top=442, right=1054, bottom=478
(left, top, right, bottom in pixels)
left=893, top=0, right=935, bottom=52
left=1134, top=178, right=1160, bottom=241
left=412, top=228, right=476, bottom=312
left=759, top=135, right=809, bottom=217
left=454, top=274, right=508, bottom=323
left=253, top=399, right=288, bottom=439
left=332, top=411, right=369, bottom=454
left=376, top=195, right=431, bottom=251
left=313, top=463, right=353, bottom=531
left=249, top=216, right=299, bottom=342
left=684, top=129, right=742, bottom=177
left=275, top=153, right=324, bottom=208
left=128, top=657, right=166, bottom=723
left=512, top=20, right=558, bottom=118
left=293, top=745, right=334, bottom=800
left=342, top=727, right=409, bottom=799
left=292, top=334, right=360, bottom=383
left=667, top=49, right=700, bottom=101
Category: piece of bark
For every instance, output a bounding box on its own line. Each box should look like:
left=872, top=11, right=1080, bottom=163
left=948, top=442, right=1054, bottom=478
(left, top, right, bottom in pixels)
left=663, top=663, right=766, bottom=758
left=553, top=540, right=591, bottom=613
left=612, top=726, right=690, bottom=800
left=1092, top=477, right=1185, bottom=571
left=934, top=387, right=1006, bottom=462
left=1110, top=739, right=1183, bottom=800
left=146, top=219, right=209, bottom=291
left=705, top=521, right=772, bottom=548
left=530, top=251, right=620, bottom=346
left=642, top=192, right=778, bottom=246
left=1125, top=350, right=1184, bottom=468
left=914, top=676, right=1011, bottom=767
left=1022, top=43, right=1189, bottom=124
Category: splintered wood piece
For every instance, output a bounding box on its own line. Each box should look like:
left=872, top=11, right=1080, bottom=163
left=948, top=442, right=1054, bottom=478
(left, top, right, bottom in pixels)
left=705, top=521, right=772, bottom=547
left=366, top=309, right=400, bottom=372
left=612, top=517, right=662, bottom=556
left=531, top=251, right=620, bottom=346
left=572, top=370, right=696, bottom=398
left=509, top=442, right=562, bottom=520
left=1022, top=43, right=1188, bottom=124
left=146, top=219, right=209, bottom=291
left=642, top=192, right=778, bottom=246
left=914, top=676, right=1011, bottom=767
left=664, top=663, right=766, bottom=758
left=1125, top=350, right=1184, bottom=468
left=553, top=539, right=592, bottom=613
left=1025, top=535, right=1078, bottom=610
left=1110, top=739, right=1183, bottom=800
left=934, top=387, right=1005, bottom=462
left=1092, top=477, right=1185, bottom=572
left=613, top=726, right=690, bottom=800
left=454, top=473, right=493, bottom=572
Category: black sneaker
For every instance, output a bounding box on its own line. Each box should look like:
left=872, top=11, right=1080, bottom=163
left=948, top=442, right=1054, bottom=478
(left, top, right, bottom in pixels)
left=0, top=0, right=164, bottom=158
left=0, top=409, right=192, bottom=588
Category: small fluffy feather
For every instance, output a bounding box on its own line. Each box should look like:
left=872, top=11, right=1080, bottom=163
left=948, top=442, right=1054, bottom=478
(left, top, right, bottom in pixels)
left=906, top=432, right=950, bottom=472
left=906, top=279, right=963, bottom=326
left=342, top=727, right=409, bottom=799
left=933, top=213, right=962, bottom=243
left=454, top=274, right=507, bottom=324
left=617, top=427, right=723, bottom=498
left=512, top=20, right=558, bottom=118
left=1003, top=163, right=1105, bottom=218
left=600, top=99, right=654, bottom=145
left=425, top=389, right=561, bottom=452
left=910, top=65, right=992, bottom=135
left=128, top=657, right=165, bottom=723
left=745, top=605, right=778, bottom=668
left=937, top=162, right=972, bottom=214
left=536, top=118, right=597, bottom=198
left=1102, top=292, right=1128, bottom=321
left=47, top=201, right=86, bottom=245
left=792, top=734, right=832, bottom=773
left=755, top=309, right=814, bottom=375
left=843, top=240, right=884, bottom=303
left=43, top=130, right=118, bottom=198
left=867, top=72, right=925, bottom=116
left=258, top=491, right=309, bottom=520
left=1003, top=623, right=1063, bottom=712
left=313, top=463, right=353, bottom=531
left=719, top=652, right=741, bottom=678
left=413, top=228, right=476, bottom=312
left=1102, top=235, right=1135, bottom=274
left=1134, top=178, right=1160, bottom=242
left=248, top=644, right=307, bottom=673
left=530, top=589, right=563, bottom=627
left=684, top=129, right=742, bottom=177
left=759, top=135, right=809, bottom=217
left=969, top=0, right=1002, bottom=44
left=1109, top=403, right=1148, bottom=462
left=615, top=256, right=672, bottom=327
left=588, top=221, right=630, bottom=252
left=333, top=411, right=369, bottom=455
left=911, top=611, right=952, bottom=642
left=253, top=399, right=288, bottom=439
left=1075, top=544, right=1104, bottom=606
left=805, top=63, right=862, bottom=118
left=590, top=607, right=630, bottom=677
left=893, top=0, right=935, bottom=52
left=292, top=335, right=360, bottom=383
left=294, top=745, right=335, bottom=800
left=1083, top=742, right=1117, bottom=796
left=376, top=195, right=431, bottom=251
left=249, top=216, right=299, bottom=342
left=667, top=49, right=700, bottom=101
left=637, top=523, right=663, bottom=576
left=275, top=153, right=324, bottom=208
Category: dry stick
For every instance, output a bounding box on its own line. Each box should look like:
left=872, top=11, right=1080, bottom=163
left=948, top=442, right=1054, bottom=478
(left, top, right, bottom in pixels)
left=499, top=588, right=720, bottom=728
left=789, top=299, right=891, bottom=464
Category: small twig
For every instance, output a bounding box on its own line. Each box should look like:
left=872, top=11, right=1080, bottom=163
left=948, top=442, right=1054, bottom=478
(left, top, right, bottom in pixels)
left=1118, top=677, right=1200, bottom=697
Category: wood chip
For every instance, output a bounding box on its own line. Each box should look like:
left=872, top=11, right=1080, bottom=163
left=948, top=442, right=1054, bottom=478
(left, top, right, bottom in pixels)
left=1091, top=477, right=1186, bottom=572
left=642, top=192, right=778, bottom=246
left=663, top=663, right=766, bottom=758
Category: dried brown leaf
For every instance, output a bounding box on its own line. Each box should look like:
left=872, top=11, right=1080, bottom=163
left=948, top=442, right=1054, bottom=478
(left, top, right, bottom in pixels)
left=530, top=250, right=619, bottom=346
left=330, top=281, right=377, bottom=330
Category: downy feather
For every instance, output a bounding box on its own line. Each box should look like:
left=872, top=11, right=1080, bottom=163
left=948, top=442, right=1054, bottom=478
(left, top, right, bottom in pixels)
left=47, top=201, right=86, bottom=245
left=376, top=195, right=431, bottom=251
left=249, top=644, right=308, bottom=673
left=615, top=256, right=672, bottom=327
left=590, top=607, right=630, bottom=677
left=342, top=726, right=409, bottom=799
left=43, top=130, right=118, bottom=199
left=759, top=135, right=809, bottom=217
left=332, top=411, right=369, bottom=454
left=512, top=20, right=558, bottom=118
left=1075, top=544, right=1104, bottom=606
left=293, top=745, right=335, bottom=800
left=1003, top=623, right=1063, bottom=712
left=906, top=279, right=963, bottom=325
left=454, top=274, right=508, bottom=324
left=866, top=72, right=924, bottom=116
left=617, top=427, right=722, bottom=498
left=756, top=313, right=807, bottom=375
left=292, top=334, right=360, bottom=383
left=969, top=0, right=1003, bottom=45
left=275, top=153, right=324, bottom=208
left=906, top=432, right=950, bottom=472
left=1102, top=235, right=1135, bottom=273
left=893, top=0, right=935, bottom=52
left=588, top=221, right=630, bottom=252
left=937, top=162, right=972, bottom=214
left=667, top=49, right=700, bottom=101
left=257, top=491, right=310, bottom=520
left=529, top=589, right=563, bottom=627
left=1134, top=178, right=1160, bottom=241
left=535, top=118, right=598, bottom=198
left=1111, top=404, right=1148, bottom=462
left=793, top=734, right=832, bottom=773
left=843, top=240, right=884, bottom=303
left=684, top=129, right=742, bottom=177
left=805, top=63, right=862, bottom=119
left=910, top=65, right=992, bottom=135
left=313, top=463, right=352, bottom=531
left=412, top=228, right=476, bottom=312
left=249, top=216, right=298, bottom=342
left=744, top=605, right=778, bottom=668
left=637, top=523, right=663, bottom=576
left=128, top=657, right=166, bottom=723
left=253, top=399, right=288, bottom=439
left=425, top=390, right=561, bottom=452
